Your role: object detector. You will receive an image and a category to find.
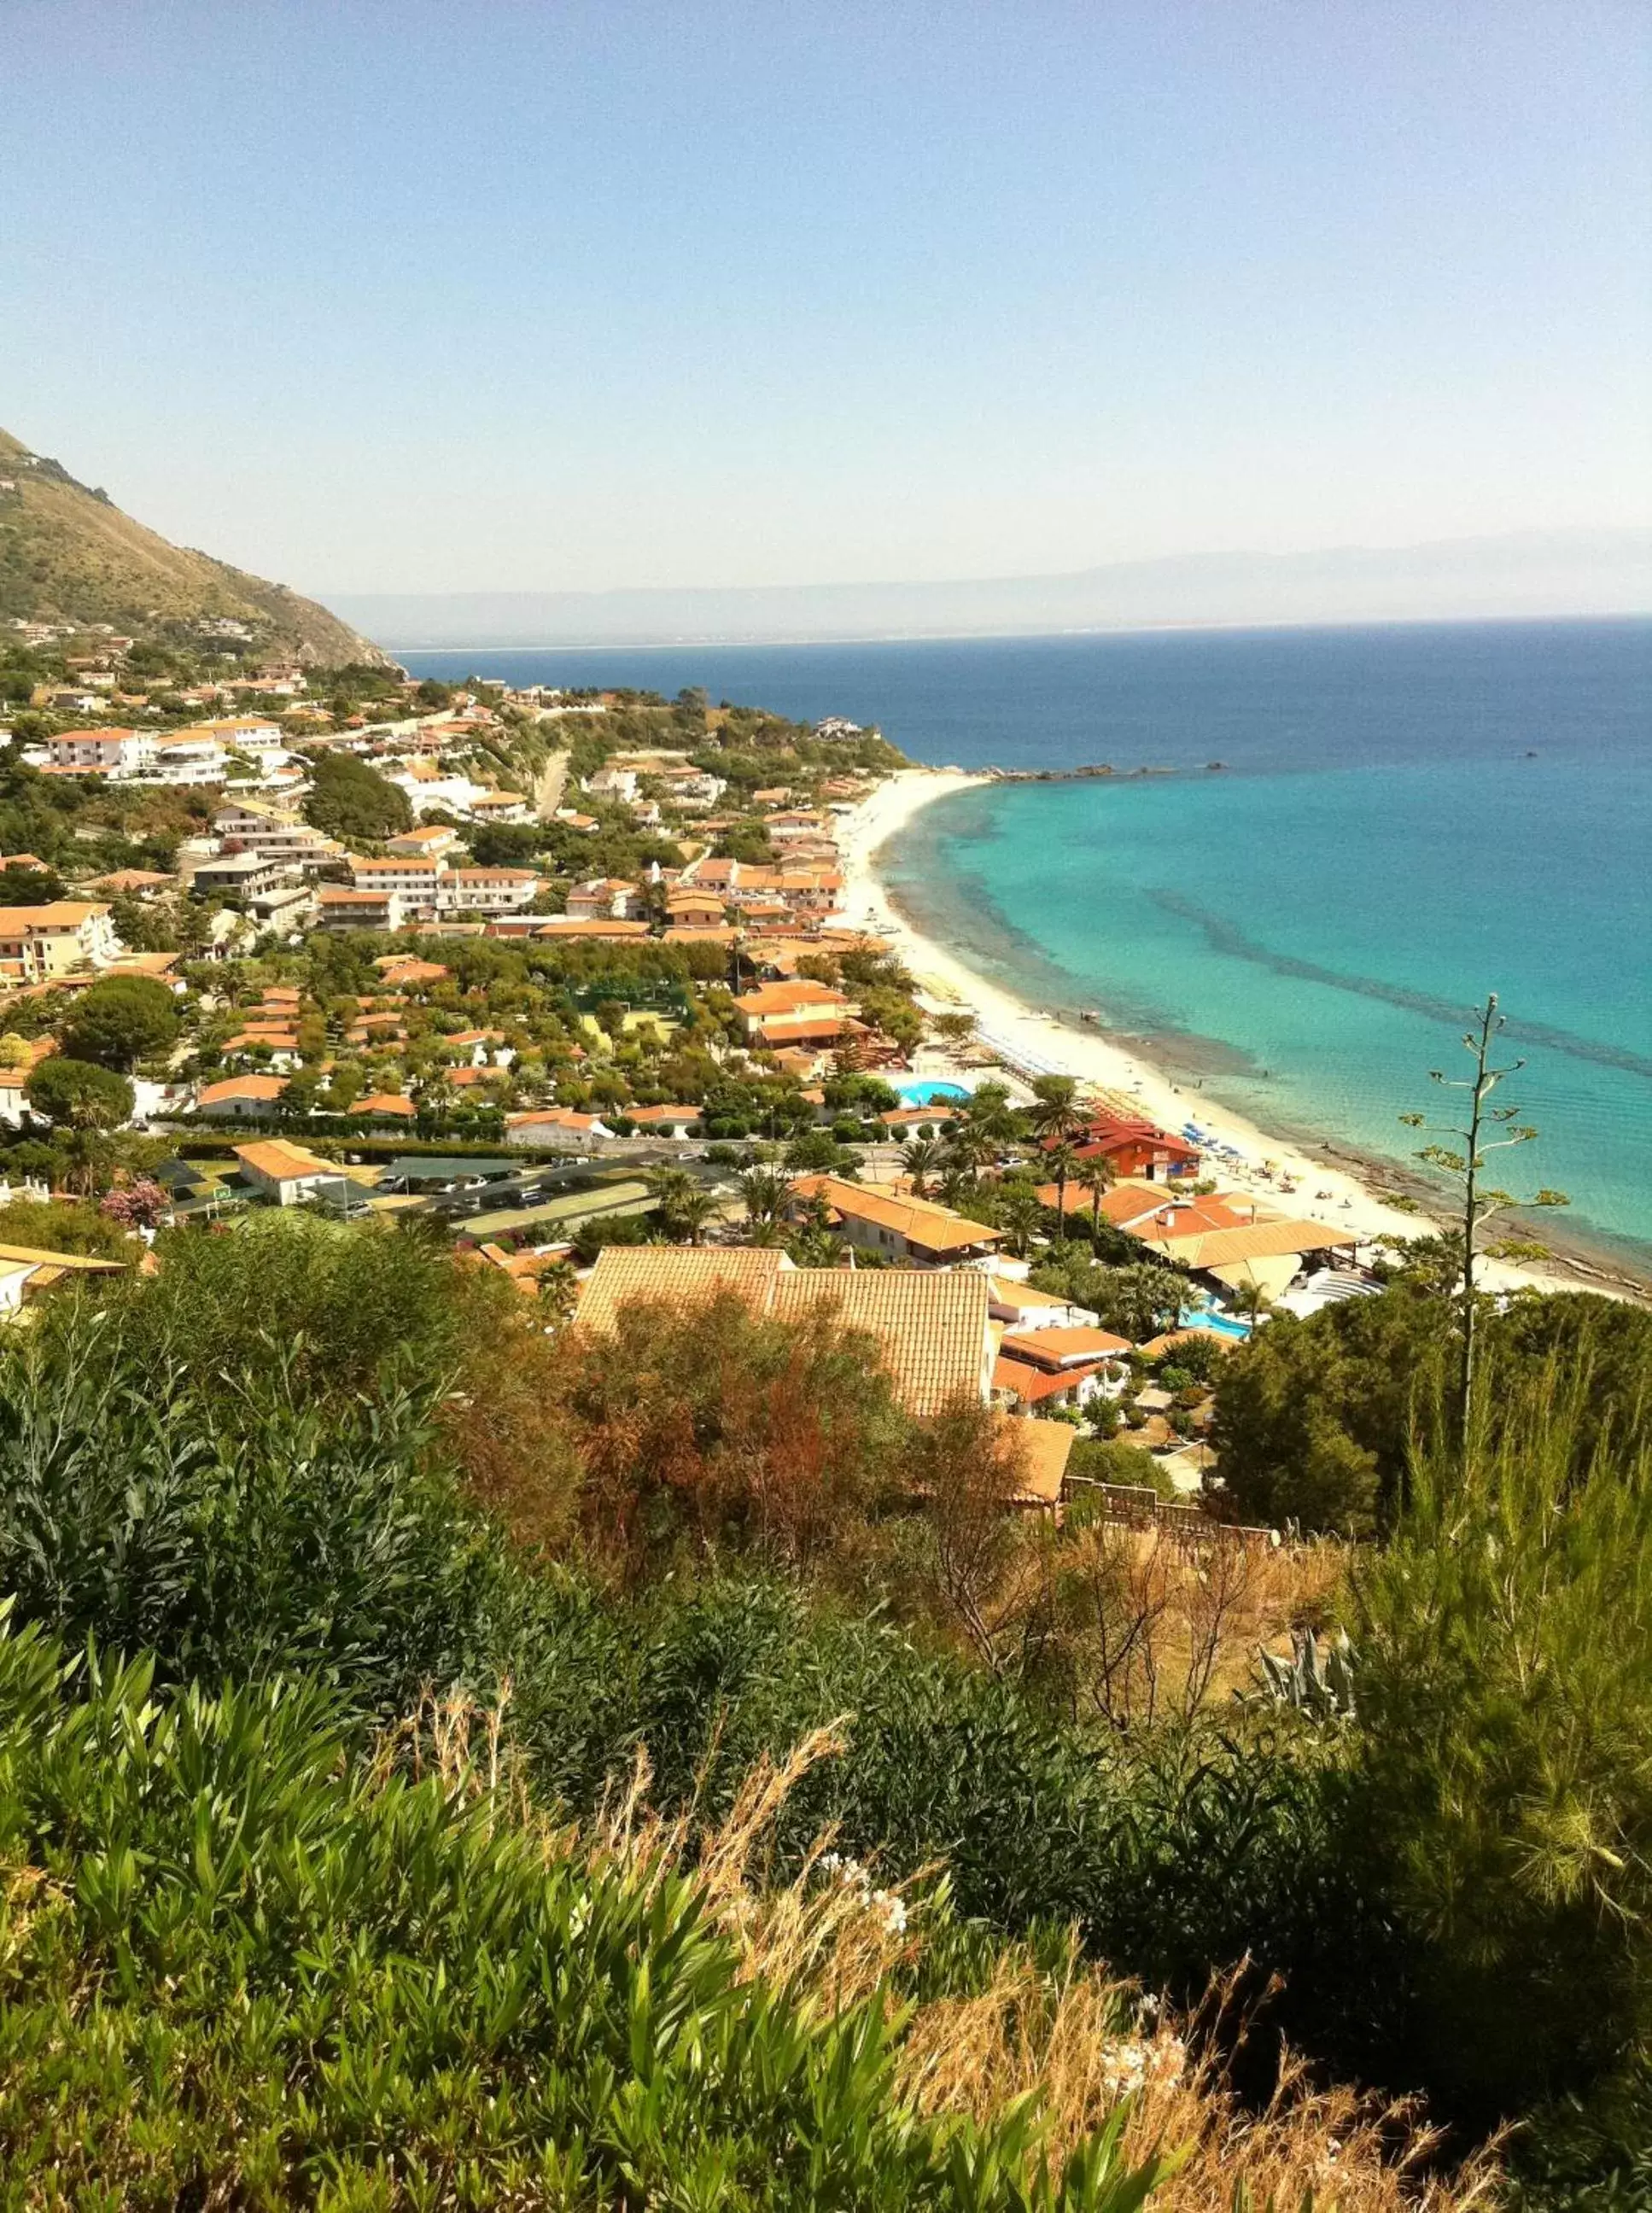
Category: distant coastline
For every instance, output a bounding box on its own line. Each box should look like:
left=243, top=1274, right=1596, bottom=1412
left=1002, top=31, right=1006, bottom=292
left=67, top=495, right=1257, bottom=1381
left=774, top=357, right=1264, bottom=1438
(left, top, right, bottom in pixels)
left=333, top=527, right=1652, bottom=654
left=378, top=606, right=1652, bottom=658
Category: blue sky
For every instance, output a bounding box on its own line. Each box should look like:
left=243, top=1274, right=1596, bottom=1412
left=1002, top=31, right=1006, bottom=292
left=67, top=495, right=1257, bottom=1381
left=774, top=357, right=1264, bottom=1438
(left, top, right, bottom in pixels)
left=6, top=1, right=1648, bottom=595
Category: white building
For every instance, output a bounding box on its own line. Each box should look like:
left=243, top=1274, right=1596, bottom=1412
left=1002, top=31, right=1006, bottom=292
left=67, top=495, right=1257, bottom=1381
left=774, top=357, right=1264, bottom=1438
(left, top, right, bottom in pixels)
left=45, top=727, right=154, bottom=777
left=347, top=855, right=540, bottom=918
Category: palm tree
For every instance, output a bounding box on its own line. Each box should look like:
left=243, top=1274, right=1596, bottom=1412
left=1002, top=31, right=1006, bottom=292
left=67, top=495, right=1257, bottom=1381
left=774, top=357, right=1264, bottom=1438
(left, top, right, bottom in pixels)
left=738, top=1164, right=791, bottom=1231
left=958, top=1080, right=1019, bottom=1164
left=644, top=1165, right=715, bottom=1243
left=1044, top=1138, right=1081, bottom=1244
left=1076, top=1152, right=1117, bottom=1240
left=1026, top=1073, right=1088, bottom=1153
left=1106, top=1262, right=1188, bottom=1345
left=995, top=1183, right=1044, bottom=1260
left=902, top=1134, right=944, bottom=1199
left=937, top=1160, right=980, bottom=1216
left=668, top=1188, right=719, bottom=1246
left=1228, top=1274, right=1272, bottom=1330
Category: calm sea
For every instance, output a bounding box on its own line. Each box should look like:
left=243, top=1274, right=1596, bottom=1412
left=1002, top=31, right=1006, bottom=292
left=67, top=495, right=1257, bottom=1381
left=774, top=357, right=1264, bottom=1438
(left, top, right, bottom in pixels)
left=398, top=621, right=1652, bottom=1270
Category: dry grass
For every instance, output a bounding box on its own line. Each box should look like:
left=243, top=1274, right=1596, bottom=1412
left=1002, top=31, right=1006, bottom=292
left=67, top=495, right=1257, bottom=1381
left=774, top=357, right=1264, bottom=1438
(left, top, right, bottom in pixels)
left=399, top=1690, right=1504, bottom=2212
left=900, top=1949, right=1504, bottom=2210
left=1034, top=1520, right=1353, bottom=1728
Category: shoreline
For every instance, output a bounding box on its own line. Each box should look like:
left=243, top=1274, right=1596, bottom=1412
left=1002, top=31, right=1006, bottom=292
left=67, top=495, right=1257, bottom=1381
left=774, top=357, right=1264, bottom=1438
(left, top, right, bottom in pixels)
left=839, top=768, right=1647, bottom=1303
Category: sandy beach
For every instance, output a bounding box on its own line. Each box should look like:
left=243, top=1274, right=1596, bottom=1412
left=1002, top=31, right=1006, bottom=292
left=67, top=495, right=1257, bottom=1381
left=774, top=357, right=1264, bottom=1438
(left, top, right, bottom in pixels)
left=839, top=768, right=1591, bottom=1299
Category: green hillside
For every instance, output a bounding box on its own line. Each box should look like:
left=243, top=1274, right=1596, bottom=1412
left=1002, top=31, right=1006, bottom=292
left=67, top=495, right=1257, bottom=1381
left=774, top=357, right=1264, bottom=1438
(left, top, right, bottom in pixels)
left=0, top=426, right=385, bottom=667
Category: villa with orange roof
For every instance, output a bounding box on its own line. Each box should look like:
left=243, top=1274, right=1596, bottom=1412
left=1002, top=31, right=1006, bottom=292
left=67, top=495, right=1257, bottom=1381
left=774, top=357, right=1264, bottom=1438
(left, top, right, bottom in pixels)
left=733, top=978, right=859, bottom=1047
left=992, top=1325, right=1132, bottom=1416
left=233, top=1139, right=365, bottom=1207
left=575, top=1246, right=994, bottom=1416
left=196, top=1073, right=288, bottom=1118
left=0, top=902, right=120, bottom=983
left=785, top=1174, right=1001, bottom=1268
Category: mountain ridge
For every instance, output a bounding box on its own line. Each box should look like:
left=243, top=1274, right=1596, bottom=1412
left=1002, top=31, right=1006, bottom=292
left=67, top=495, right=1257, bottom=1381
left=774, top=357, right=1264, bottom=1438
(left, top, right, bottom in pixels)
left=330, top=528, right=1652, bottom=649
left=0, top=427, right=386, bottom=667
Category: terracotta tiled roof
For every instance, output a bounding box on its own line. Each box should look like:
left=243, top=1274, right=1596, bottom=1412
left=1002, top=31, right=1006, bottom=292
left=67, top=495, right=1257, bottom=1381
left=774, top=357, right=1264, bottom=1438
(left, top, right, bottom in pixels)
left=985, top=1277, right=1067, bottom=1316
left=1008, top=1417, right=1074, bottom=1505
left=1139, top=1327, right=1235, bottom=1359
left=534, top=919, right=650, bottom=939
left=575, top=1247, right=786, bottom=1336
left=750, top=1015, right=860, bottom=1047
left=993, top=1355, right=1109, bottom=1405
left=1135, top=1220, right=1348, bottom=1267
left=575, top=1247, right=990, bottom=1417
left=225, top=1029, right=300, bottom=1052
left=505, top=1106, right=603, bottom=1130
left=0, top=901, right=110, bottom=929
left=788, top=1175, right=1001, bottom=1256
left=999, top=1325, right=1131, bottom=1370
left=735, top=980, right=848, bottom=1016
left=234, top=1139, right=341, bottom=1180
left=376, top=957, right=449, bottom=982
left=88, top=868, right=172, bottom=893
left=1031, top=1182, right=1106, bottom=1215
left=773, top=1269, right=990, bottom=1416
left=198, top=1074, right=286, bottom=1105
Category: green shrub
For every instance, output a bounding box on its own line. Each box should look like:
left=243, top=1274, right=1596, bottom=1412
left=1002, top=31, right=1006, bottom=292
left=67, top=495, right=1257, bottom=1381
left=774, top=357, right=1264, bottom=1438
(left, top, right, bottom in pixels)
left=1212, top=1286, right=1652, bottom=1537
left=0, top=1317, right=514, bottom=1716
left=1355, top=1359, right=1652, bottom=2148
left=0, top=1615, right=1172, bottom=2210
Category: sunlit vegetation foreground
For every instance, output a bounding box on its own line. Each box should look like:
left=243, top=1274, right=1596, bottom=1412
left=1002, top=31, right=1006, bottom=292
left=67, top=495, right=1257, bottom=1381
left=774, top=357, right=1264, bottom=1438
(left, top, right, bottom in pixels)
left=0, top=1216, right=1646, bottom=2205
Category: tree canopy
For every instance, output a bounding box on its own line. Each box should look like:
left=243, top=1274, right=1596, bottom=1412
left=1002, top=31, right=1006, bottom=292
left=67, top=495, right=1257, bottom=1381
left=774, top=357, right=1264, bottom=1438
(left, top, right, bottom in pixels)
left=24, top=1055, right=135, bottom=1131
left=59, top=973, right=180, bottom=1070
left=300, top=751, right=413, bottom=844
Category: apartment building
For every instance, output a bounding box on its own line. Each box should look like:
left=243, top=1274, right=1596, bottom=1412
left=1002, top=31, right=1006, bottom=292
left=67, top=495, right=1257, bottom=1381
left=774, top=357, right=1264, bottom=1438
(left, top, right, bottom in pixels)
left=45, top=727, right=154, bottom=777
left=347, top=856, right=541, bottom=918
left=0, top=902, right=121, bottom=983
left=213, top=803, right=343, bottom=871
left=317, top=886, right=404, bottom=931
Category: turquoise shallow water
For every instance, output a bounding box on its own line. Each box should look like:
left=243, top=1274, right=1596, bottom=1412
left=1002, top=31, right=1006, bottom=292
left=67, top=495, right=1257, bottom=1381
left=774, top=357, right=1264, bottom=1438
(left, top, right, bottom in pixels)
left=882, top=746, right=1652, bottom=1270
left=401, top=621, right=1652, bottom=1270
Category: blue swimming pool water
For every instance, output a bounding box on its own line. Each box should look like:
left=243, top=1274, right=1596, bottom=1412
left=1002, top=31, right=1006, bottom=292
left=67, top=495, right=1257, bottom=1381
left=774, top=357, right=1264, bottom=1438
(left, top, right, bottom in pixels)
left=896, top=1079, right=971, bottom=1106
left=1178, top=1309, right=1253, bottom=1340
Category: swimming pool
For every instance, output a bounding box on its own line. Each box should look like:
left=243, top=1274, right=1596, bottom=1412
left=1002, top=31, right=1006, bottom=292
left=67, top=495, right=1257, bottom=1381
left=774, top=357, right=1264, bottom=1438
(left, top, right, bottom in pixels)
left=895, top=1079, right=970, bottom=1106
left=1177, top=1307, right=1253, bottom=1340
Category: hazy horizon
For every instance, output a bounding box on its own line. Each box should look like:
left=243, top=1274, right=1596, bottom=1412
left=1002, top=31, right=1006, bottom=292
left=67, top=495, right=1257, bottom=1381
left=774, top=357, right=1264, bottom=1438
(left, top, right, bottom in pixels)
left=331, top=527, right=1652, bottom=651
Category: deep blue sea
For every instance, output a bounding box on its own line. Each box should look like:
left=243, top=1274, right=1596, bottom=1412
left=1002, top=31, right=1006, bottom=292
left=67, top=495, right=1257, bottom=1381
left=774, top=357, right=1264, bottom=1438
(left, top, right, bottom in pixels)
left=399, top=621, right=1652, bottom=1271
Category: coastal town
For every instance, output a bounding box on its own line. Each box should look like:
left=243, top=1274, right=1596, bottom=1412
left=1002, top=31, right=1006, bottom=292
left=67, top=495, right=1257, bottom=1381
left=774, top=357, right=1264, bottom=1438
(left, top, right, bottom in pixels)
left=9, top=4, right=1649, bottom=2193
left=0, top=616, right=1478, bottom=1527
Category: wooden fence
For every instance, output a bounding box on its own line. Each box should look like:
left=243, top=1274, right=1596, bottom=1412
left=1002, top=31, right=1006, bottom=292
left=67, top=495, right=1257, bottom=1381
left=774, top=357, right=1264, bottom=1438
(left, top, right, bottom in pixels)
left=1068, top=1479, right=1277, bottom=1549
